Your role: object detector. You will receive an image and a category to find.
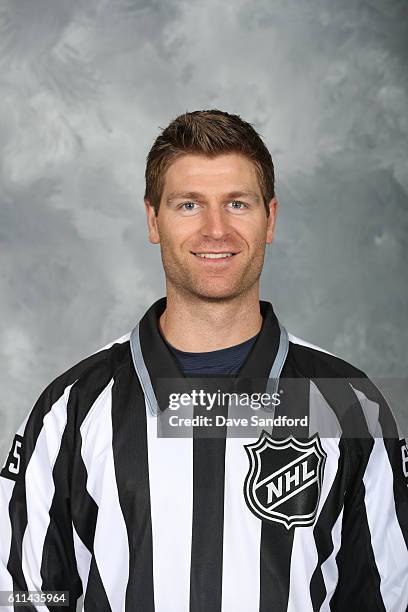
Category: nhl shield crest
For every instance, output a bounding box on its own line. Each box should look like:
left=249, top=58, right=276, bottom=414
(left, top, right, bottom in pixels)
left=244, top=431, right=326, bottom=529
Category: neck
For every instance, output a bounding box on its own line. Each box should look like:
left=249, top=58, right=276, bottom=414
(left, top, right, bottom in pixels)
left=158, top=285, right=263, bottom=352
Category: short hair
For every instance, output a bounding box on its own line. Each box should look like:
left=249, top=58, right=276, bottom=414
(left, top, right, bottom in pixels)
left=144, top=109, right=275, bottom=217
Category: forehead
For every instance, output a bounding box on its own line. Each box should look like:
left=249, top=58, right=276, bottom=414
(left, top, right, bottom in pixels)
left=162, top=153, right=261, bottom=194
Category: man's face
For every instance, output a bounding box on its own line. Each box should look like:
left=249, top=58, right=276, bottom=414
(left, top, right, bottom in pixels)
left=145, top=153, right=278, bottom=301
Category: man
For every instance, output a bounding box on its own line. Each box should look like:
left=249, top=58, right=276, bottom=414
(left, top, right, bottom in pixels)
left=1, top=109, right=407, bottom=612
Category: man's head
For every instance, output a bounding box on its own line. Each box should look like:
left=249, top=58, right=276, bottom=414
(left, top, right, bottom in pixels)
left=144, top=109, right=278, bottom=302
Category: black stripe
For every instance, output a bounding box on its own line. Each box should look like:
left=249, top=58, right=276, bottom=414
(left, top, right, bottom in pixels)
left=189, top=400, right=227, bottom=612
left=259, top=523, right=295, bottom=611
left=309, top=438, right=348, bottom=611
left=41, top=440, right=82, bottom=612
left=6, top=477, right=31, bottom=606
left=329, top=380, right=385, bottom=612
left=83, top=557, right=112, bottom=612
left=41, top=385, right=82, bottom=612
left=330, top=441, right=386, bottom=611
left=71, top=429, right=111, bottom=612
left=258, top=371, right=307, bottom=611
left=70, top=435, right=98, bottom=554
left=70, top=367, right=109, bottom=553
left=111, top=361, right=155, bottom=611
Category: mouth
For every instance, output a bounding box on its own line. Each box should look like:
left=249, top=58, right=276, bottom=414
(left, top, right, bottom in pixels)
left=190, top=251, right=239, bottom=260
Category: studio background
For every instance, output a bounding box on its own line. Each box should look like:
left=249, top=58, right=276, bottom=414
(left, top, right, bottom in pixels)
left=1, top=0, right=407, bottom=463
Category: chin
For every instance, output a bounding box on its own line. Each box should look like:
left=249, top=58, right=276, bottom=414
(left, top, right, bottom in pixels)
left=192, top=287, right=242, bottom=301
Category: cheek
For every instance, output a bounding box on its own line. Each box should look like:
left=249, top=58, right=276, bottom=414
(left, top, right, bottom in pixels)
left=165, top=220, right=200, bottom=243
left=159, top=225, right=191, bottom=252
left=236, top=221, right=267, bottom=246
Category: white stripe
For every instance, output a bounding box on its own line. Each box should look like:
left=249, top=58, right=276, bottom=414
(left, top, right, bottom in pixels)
left=286, top=437, right=341, bottom=612
left=22, top=384, right=74, bottom=597
left=0, top=478, right=14, bottom=594
left=288, top=333, right=336, bottom=357
left=351, top=385, right=379, bottom=437
left=80, top=378, right=129, bottom=612
left=146, top=398, right=193, bottom=612
left=221, top=431, right=261, bottom=611
left=354, top=385, right=408, bottom=612
left=93, top=332, right=131, bottom=354
left=364, top=432, right=408, bottom=611
left=319, top=508, right=344, bottom=611
left=0, top=412, right=30, bottom=595
left=72, top=523, right=92, bottom=600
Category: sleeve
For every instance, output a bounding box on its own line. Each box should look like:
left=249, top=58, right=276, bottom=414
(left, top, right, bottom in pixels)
left=0, top=379, right=82, bottom=612
left=331, top=378, right=408, bottom=612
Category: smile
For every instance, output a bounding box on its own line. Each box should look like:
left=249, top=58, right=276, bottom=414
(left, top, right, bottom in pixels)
left=192, top=252, right=235, bottom=259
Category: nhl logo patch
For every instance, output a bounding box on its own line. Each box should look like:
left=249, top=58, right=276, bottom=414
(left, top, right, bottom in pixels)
left=244, top=431, right=326, bottom=529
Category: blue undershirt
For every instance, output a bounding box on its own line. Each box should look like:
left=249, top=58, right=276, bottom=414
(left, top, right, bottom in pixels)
left=162, top=331, right=259, bottom=375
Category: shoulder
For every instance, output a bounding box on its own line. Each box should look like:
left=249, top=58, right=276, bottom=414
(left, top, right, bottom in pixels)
left=286, top=331, right=402, bottom=438
left=28, top=331, right=133, bottom=425
left=286, top=331, right=366, bottom=379
left=53, top=331, right=132, bottom=394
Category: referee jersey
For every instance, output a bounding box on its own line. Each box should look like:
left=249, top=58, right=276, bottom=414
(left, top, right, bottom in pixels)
left=1, top=297, right=408, bottom=611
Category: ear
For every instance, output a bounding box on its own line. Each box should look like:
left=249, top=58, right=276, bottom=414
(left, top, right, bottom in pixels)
left=144, top=199, right=160, bottom=244
left=266, top=197, right=278, bottom=244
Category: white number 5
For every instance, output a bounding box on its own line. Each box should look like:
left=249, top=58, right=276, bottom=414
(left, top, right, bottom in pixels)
left=9, top=439, right=22, bottom=474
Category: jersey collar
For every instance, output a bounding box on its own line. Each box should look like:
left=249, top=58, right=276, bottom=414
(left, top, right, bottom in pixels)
left=130, top=296, right=288, bottom=416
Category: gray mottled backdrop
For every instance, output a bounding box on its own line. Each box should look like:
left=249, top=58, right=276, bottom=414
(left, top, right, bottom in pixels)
left=1, top=0, right=407, bottom=462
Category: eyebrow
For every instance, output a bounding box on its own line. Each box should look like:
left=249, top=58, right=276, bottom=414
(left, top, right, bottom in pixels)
left=166, top=190, right=261, bottom=204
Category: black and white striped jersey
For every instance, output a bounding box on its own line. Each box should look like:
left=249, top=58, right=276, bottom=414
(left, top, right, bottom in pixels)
left=1, top=297, right=408, bottom=612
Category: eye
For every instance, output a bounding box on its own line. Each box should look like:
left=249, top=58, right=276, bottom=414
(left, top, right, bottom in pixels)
left=228, top=200, right=248, bottom=210
left=179, top=201, right=198, bottom=211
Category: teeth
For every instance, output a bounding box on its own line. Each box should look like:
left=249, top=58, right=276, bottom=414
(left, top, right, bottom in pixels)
left=195, top=253, right=233, bottom=259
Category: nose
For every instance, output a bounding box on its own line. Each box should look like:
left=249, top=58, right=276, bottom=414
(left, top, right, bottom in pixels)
left=200, top=206, right=231, bottom=240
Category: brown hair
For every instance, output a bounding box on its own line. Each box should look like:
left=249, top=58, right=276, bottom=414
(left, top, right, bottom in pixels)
left=144, top=109, right=275, bottom=216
